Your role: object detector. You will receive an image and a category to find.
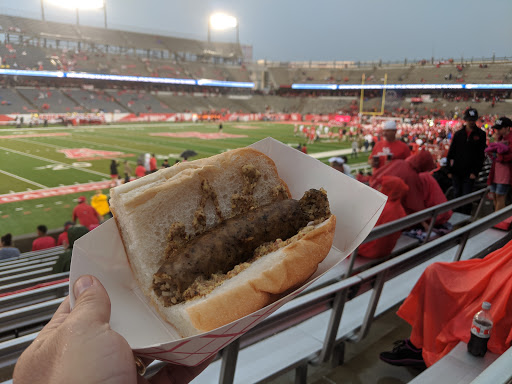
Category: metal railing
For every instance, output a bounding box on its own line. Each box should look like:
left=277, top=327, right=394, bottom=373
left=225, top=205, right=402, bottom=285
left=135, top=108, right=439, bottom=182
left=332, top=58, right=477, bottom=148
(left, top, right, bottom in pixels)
left=0, top=195, right=508, bottom=384
left=214, top=204, right=512, bottom=383
left=346, top=187, right=488, bottom=277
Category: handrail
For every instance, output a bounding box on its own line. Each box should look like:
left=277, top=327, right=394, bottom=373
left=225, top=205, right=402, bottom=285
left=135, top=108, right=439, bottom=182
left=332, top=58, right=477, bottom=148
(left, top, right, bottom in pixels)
left=0, top=202, right=509, bottom=383
left=365, top=188, right=486, bottom=242
left=215, top=204, right=512, bottom=383
left=345, top=187, right=488, bottom=277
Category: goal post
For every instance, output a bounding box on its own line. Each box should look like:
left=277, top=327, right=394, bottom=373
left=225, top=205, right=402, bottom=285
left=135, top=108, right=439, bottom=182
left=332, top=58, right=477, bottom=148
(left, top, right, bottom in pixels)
left=359, top=73, right=387, bottom=116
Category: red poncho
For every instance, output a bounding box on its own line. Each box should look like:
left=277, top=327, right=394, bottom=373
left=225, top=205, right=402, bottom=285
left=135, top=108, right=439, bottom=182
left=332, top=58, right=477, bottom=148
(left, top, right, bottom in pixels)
left=419, top=172, right=452, bottom=225
left=371, top=150, right=435, bottom=214
left=397, top=240, right=512, bottom=367
left=358, top=176, right=408, bottom=259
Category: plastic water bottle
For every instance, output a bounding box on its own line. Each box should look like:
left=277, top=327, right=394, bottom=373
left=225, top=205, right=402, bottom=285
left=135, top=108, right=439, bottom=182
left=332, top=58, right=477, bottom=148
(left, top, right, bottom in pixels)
left=467, top=302, right=493, bottom=357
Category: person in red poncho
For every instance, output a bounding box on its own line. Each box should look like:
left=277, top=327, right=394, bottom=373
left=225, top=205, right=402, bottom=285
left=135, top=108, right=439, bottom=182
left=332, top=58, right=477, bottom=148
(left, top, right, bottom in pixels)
left=371, top=150, right=436, bottom=214
left=380, top=240, right=512, bottom=368
left=358, top=176, right=409, bottom=259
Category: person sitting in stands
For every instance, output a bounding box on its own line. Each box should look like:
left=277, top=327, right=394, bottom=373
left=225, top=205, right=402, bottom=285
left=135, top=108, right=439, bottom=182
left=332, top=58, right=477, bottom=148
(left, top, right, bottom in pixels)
left=57, top=221, right=74, bottom=248
left=371, top=150, right=436, bottom=214
left=380, top=239, right=512, bottom=368
left=52, top=225, right=89, bottom=274
left=358, top=176, right=409, bottom=259
left=419, top=171, right=452, bottom=226
left=32, top=225, right=56, bottom=251
left=0, top=233, right=21, bottom=260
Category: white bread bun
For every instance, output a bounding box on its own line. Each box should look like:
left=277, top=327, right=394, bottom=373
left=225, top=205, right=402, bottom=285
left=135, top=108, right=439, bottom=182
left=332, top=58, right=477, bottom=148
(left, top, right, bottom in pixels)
left=109, top=148, right=335, bottom=337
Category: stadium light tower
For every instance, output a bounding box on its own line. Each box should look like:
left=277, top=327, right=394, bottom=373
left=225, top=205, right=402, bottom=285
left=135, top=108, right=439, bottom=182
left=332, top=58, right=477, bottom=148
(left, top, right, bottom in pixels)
left=42, top=0, right=107, bottom=28
left=208, top=13, right=239, bottom=45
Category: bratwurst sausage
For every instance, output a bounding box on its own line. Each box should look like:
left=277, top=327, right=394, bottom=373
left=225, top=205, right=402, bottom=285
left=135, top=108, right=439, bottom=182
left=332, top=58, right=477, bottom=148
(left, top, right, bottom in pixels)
left=153, top=188, right=331, bottom=305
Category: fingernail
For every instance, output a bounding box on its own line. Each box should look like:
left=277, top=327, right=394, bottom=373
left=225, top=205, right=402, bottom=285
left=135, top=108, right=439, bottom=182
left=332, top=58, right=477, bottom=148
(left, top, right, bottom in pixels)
left=74, top=275, right=94, bottom=299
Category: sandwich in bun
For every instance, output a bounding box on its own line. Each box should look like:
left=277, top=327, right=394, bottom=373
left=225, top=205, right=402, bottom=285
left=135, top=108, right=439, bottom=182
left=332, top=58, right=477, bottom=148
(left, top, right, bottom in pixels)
left=109, top=148, right=336, bottom=337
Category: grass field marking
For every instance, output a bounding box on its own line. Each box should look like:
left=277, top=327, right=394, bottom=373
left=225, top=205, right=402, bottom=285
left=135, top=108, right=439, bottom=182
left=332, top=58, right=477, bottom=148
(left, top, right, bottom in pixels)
left=58, top=135, right=151, bottom=157
left=0, top=145, right=110, bottom=178
left=0, top=169, right=48, bottom=189
left=72, top=131, right=192, bottom=152
left=0, top=122, right=198, bottom=134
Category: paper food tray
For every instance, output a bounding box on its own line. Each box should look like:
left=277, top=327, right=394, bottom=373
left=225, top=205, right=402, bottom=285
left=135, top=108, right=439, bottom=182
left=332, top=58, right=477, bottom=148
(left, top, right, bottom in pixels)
left=69, top=137, right=386, bottom=366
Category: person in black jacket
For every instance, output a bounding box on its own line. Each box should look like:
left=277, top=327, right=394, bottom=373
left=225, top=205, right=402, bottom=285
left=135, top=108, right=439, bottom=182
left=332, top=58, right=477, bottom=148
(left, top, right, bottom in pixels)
left=446, top=108, right=487, bottom=212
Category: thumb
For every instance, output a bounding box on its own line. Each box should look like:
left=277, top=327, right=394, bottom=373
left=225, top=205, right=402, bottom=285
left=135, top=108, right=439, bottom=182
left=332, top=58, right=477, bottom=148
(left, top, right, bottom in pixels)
left=69, top=275, right=112, bottom=326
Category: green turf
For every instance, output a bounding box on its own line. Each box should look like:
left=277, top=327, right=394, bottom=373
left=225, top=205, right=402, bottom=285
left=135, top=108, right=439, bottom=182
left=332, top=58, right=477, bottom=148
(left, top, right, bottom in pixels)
left=0, top=121, right=360, bottom=236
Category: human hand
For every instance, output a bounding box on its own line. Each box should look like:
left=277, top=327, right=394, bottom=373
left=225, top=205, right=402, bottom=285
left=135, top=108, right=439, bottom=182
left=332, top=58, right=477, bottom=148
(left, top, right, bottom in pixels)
left=469, top=173, right=476, bottom=180
left=13, top=276, right=212, bottom=384
left=447, top=173, right=452, bottom=179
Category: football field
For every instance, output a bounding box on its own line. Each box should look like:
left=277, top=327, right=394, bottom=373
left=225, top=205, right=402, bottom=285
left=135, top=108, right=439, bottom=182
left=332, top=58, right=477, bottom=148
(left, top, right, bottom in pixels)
left=0, top=121, right=366, bottom=236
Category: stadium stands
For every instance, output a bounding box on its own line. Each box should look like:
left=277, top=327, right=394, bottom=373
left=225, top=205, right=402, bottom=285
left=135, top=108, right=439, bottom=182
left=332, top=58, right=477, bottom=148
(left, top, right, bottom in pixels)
left=16, top=88, right=81, bottom=113
left=64, top=89, right=128, bottom=113
left=107, top=90, right=170, bottom=113
left=0, top=88, right=36, bottom=114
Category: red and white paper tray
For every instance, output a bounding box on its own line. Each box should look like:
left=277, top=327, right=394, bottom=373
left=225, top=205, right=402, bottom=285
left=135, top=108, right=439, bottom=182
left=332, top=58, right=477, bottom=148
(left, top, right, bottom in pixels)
left=69, top=137, right=386, bottom=366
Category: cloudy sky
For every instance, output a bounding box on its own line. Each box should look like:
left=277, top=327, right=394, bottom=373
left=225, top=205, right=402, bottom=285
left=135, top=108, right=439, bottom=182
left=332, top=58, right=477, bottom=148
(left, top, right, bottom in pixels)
left=2, top=0, right=512, bottom=62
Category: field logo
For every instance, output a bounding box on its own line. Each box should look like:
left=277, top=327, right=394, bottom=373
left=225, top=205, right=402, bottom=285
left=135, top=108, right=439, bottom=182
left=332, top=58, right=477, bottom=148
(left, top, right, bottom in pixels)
left=150, top=132, right=247, bottom=140
left=58, top=148, right=132, bottom=160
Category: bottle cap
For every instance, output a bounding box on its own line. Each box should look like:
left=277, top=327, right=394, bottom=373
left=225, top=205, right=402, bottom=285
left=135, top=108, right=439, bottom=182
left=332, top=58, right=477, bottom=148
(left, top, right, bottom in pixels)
left=482, top=302, right=491, bottom=310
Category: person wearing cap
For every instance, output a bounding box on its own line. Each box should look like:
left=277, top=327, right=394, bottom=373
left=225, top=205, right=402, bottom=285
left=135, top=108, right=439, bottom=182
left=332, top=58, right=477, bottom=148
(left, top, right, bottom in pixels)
left=486, top=116, right=512, bottom=211
left=72, top=196, right=100, bottom=230
left=446, top=108, right=486, bottom=207
left=369, top=120, right=411, bottom=170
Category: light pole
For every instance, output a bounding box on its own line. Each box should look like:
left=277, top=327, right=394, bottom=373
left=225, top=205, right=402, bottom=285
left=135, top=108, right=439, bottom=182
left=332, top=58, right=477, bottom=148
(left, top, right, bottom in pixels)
left=208, top=13, right=239, bottom=45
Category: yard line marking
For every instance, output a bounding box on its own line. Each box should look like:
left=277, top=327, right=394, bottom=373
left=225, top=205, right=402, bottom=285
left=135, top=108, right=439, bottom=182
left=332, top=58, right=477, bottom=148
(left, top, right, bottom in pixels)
left=0, top=169, right=48, bottom=189
left=15, top=207, right=23, bottom=211
left=55, top=201, right=62, bottom=205
left=35, top=204, right=44, bottom=208
left=0, top=145, right=109, bottom=177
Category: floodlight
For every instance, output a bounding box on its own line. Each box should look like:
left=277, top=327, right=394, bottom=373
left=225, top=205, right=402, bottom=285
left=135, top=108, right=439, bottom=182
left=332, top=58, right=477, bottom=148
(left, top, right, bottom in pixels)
left=209, top=13, right=237, bottom=31
left=46, top=0, right=104, bottom=10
